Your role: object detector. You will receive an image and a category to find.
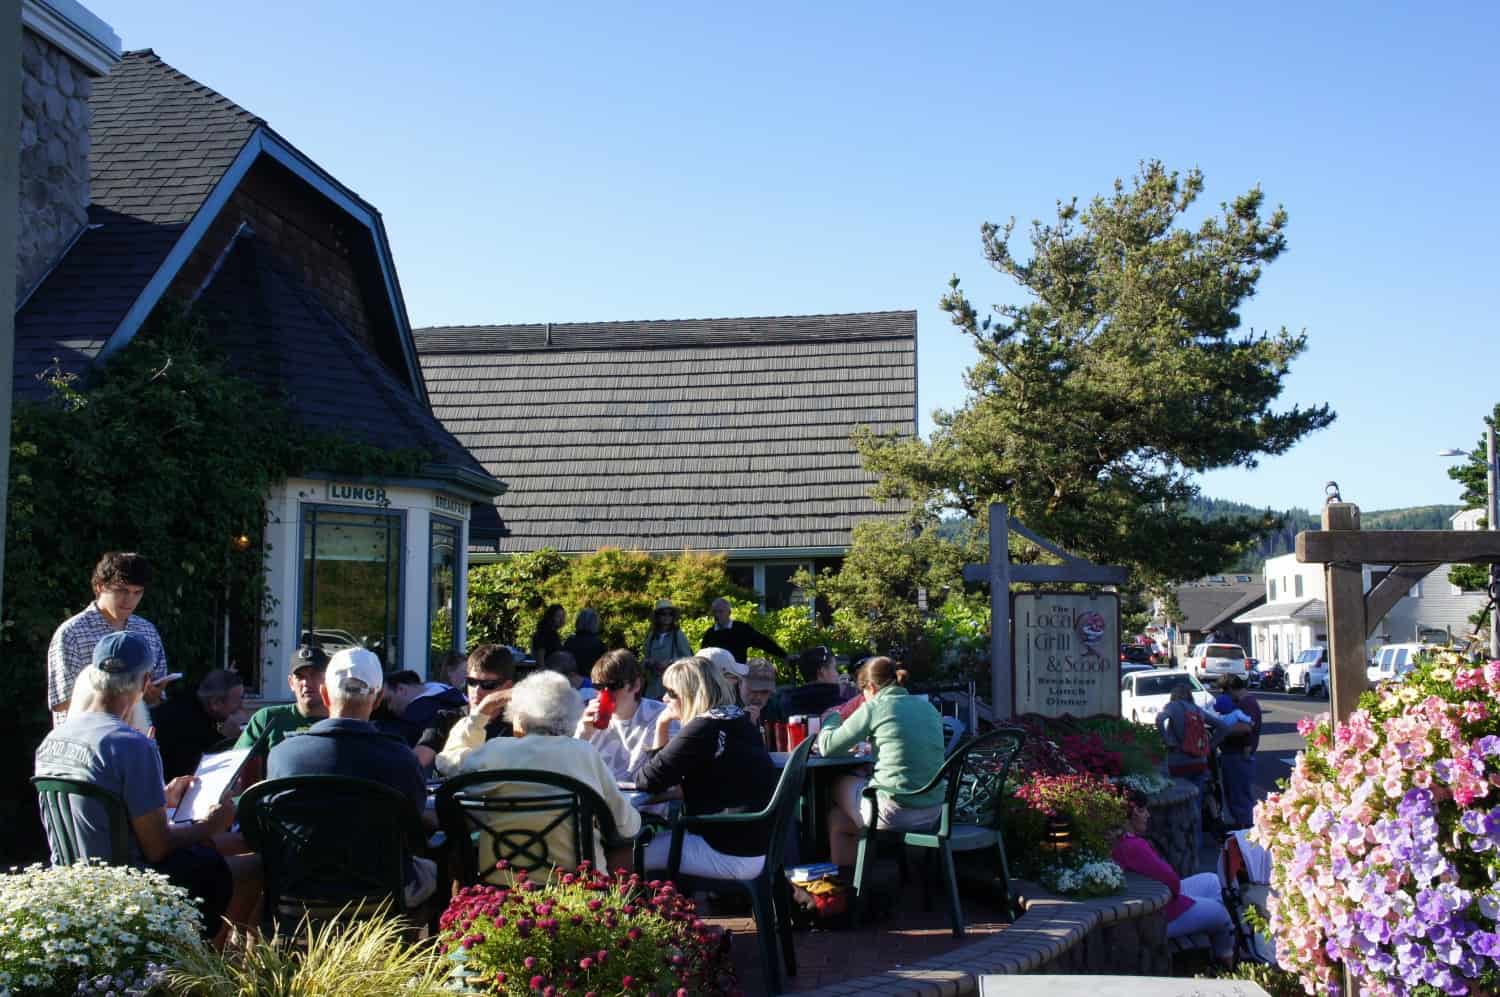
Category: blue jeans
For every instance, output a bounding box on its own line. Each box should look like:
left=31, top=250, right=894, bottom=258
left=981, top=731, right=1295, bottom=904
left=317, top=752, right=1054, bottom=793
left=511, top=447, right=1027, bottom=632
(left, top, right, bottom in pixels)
left=1219, top=751, right=1256, bottom=829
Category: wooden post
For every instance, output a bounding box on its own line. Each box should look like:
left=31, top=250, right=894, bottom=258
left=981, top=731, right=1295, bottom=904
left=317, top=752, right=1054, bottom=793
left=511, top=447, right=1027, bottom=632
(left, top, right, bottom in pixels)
left=989, top=503, right=1012, bottom=721
left=1323, top=502, right=1368, bottom=725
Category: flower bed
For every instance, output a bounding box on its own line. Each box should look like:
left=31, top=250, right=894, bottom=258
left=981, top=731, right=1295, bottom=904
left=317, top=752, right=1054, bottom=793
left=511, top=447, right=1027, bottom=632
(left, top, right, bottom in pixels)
left=439, top=861, right=737, bottom=996
left=0, top=862, right=203, bottom=996
left=1254, top=653, right=1500, bottom=996
left=1002, top=772, right=1128, bottom=896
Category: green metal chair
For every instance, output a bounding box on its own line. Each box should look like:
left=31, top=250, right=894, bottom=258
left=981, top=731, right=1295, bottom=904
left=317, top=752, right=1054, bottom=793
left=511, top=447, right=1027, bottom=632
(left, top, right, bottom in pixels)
left=663, top=736, right=812, bottom=997
left=31, top=776, right=131, bottom=866
left=436, top=769, right=638, bottom=884
left=851, top=727, right=1026, bottom=937
left=238, top=775, right=428, bottom=935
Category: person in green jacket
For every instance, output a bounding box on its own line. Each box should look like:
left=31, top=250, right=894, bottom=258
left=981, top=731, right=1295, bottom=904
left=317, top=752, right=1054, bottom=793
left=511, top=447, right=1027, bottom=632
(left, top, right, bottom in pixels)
left=816, top=656, right=945, bottom=866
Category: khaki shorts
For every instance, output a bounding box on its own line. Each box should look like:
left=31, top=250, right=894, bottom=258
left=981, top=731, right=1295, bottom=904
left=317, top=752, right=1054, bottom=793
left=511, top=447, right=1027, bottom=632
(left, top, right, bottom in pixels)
left=851, top=778, right=941, bottom=831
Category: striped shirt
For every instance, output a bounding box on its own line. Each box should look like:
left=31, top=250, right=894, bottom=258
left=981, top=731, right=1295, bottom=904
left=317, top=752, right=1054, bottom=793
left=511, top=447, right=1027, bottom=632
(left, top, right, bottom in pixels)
left=47, top=605, right=168, bottom=725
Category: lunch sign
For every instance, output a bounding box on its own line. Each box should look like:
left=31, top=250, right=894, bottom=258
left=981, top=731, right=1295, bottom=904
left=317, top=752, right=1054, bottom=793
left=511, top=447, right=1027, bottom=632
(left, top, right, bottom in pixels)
left=1012, top=592, right=1120, bottom=717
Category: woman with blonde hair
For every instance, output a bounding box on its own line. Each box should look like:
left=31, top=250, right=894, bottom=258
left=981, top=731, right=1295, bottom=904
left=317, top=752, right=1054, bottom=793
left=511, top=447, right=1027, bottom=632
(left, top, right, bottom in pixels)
left=637, top=655, right=777, bottom=878
left=818, top=656, right=945, bottom=866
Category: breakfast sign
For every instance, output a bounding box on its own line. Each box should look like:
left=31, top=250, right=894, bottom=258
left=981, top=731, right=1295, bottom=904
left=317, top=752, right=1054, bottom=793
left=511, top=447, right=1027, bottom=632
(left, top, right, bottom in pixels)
left=1012, top=592, right=1120, bottom=717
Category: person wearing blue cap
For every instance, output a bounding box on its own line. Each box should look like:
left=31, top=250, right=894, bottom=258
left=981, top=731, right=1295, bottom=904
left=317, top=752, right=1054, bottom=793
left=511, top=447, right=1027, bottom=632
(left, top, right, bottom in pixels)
left=46, top=552, right=172, bottom=727
left=35, top=631, right=260, bottom=940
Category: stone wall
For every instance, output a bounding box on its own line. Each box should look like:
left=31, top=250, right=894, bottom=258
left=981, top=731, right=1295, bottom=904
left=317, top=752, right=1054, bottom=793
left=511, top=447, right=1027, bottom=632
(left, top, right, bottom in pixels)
left=17, top=29, right=92, bottom=298
left=1145, top=778, right=1202, bottom=878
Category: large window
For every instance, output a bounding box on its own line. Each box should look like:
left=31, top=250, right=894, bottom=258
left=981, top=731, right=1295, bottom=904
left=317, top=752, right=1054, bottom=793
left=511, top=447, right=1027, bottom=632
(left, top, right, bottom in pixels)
left=300, top=507, right=403, bottom=667
left=428, top=517, right=460, bottom=676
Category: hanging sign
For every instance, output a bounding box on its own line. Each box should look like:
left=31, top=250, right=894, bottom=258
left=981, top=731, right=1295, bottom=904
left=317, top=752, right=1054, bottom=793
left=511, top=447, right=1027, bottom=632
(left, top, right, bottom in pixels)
left=1012, top=592, right=1120, bottom=717
left=326, top=482, right=389, bottom=506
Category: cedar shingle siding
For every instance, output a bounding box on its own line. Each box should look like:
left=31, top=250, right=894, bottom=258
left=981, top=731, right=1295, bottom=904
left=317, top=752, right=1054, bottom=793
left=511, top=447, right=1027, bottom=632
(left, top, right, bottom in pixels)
left=416, top=313, right=916, bottom=555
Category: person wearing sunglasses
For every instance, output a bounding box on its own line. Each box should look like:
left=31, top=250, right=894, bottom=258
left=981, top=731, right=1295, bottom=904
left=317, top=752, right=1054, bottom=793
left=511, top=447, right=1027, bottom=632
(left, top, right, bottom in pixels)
left=642, top=599, right=692, bottom=667
left=425, top=644, right=517, bottom=775
left=573, top=649, right=670, bottom=782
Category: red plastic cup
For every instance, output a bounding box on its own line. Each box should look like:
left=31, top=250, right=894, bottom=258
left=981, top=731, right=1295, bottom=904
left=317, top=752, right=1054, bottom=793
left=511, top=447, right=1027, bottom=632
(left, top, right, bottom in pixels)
left=786, top=717, right=808, bottom=749
left=772, top=722, right=789, bottom=752
left=594, top=688, right=615, bottom=730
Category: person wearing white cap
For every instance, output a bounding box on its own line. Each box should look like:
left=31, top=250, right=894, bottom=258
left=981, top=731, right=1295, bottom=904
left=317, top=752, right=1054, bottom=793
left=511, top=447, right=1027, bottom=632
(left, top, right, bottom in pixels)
left=266, top=647, right=438, bottom=906
left=696, top=645, right=749, bottom=704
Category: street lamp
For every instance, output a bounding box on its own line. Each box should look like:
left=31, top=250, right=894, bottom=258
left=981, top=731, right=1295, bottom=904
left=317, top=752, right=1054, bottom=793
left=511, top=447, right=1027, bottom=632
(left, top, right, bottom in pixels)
left=1439, top=422, right=1499, bottom=659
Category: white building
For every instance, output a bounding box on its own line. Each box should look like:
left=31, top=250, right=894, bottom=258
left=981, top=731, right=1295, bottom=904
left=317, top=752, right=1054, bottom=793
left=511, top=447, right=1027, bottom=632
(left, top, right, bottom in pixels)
left=1234, top=551, right=1490, bottom=664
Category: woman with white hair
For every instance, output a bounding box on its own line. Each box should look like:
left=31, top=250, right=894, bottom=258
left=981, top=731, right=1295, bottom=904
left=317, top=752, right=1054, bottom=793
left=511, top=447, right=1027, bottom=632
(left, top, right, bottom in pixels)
left=453, top=670, right=641, bottom=871
left=637, top=655, right=778, bottom=878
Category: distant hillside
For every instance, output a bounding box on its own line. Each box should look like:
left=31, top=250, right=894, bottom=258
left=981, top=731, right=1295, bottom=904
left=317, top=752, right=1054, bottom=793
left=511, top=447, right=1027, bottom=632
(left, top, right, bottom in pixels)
left=932, top=500, right=1463, bottom=572
left=1184, top=498, right=1463, bottom=571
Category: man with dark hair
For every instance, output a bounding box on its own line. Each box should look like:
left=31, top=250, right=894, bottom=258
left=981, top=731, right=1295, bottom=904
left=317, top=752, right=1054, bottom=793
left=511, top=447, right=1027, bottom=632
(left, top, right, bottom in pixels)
left=236, top=645, right=330, bottom=754
left=423, top=644, right=517, bottom=773
left=47, top=552, right=171, bottom=726
left=776, top=646, right=849, bottom=718
left=150, top=669, right=248, bottom=779
left=699, top=597, right=787, bottom=663
left=377, top=669, right=465, bottom=746
left=1216, top=675, right=1263, bottom=829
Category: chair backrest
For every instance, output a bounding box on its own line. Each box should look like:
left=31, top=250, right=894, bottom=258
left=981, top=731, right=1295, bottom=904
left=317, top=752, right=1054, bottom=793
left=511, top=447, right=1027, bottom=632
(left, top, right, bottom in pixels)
left=31, top=776, right=130, bottom=866
left=764, top=737, right=814, bottom=873
left=941, top=716, right=968, bottom=755
left=436, top=769, right=627, bottom=885
left=238, top=775, right=422, bottom=929
left=940, top=728, right=1026, bottom=835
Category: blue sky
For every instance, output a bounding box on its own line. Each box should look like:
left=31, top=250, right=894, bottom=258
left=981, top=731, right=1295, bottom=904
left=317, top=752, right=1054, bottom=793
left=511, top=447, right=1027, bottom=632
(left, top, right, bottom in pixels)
left=96, top=1, right=1500, bottom=512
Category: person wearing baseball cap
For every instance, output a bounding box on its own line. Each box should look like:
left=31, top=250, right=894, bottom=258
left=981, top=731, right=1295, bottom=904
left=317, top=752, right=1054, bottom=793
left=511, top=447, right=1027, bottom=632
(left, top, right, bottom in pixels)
left=235, top=643, right=332, bottom=757
left=267, top=647, right=437, bottom=907
left=35, top=632, right=257, bottom=939
left=696, top=646, right=750, bottom=705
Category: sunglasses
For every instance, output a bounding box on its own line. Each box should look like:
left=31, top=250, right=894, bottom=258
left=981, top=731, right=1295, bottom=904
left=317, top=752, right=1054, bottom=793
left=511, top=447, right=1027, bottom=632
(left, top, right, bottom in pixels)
left=598, top=681, right=625, bottom=692
left=466, top=676, right=506, bottom=691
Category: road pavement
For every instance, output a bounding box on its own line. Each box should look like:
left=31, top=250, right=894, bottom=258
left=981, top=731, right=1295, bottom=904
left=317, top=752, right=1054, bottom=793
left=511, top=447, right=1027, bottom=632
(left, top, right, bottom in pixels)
left=1248, top=688, right=1327, bottom=794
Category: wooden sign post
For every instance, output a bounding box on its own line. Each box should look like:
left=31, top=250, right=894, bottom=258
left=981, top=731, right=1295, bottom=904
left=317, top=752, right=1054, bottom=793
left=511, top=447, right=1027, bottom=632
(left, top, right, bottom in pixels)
left=963, top=503, right=1128, bottom=720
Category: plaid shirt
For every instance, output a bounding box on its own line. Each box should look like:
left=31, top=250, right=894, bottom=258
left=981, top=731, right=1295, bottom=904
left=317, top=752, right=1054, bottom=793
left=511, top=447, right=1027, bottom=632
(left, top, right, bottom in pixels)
left=47, top=604, right=168, bottom=724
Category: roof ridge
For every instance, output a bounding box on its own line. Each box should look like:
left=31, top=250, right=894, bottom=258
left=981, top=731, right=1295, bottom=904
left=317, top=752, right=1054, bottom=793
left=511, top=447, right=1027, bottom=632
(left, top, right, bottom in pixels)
left=120, top=49, right=265, bottom=128
left=413, top=309, right=917, bottom=334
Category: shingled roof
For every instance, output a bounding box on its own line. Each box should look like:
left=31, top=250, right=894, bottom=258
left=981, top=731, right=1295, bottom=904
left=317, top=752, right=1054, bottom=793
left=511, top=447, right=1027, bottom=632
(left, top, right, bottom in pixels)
left=90, top=49, right=261, bottom=224
left=415, top=312, right=917, bottom=554
left=197, top=236, right=492, bottom=485
left=1172, top=582, right=1265, bottom=631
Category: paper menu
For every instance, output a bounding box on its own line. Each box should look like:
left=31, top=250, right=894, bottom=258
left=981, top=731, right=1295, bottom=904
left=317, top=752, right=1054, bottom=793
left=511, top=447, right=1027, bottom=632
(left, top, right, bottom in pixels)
left=172, top=747, right=252, bottom=823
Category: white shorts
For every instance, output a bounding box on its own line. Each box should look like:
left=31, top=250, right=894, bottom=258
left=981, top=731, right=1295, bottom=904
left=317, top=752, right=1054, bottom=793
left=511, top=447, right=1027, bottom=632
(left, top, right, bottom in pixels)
left=404, top=855, right=438, bottom=907
left=643, top=831, right=765, bottom=880
left=850, top=778, right=942, bottom=831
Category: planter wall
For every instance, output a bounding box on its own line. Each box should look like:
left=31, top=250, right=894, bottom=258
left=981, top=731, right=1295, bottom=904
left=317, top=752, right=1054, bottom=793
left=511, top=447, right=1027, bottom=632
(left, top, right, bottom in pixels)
left=1144, top=778, right=1201, bottom=878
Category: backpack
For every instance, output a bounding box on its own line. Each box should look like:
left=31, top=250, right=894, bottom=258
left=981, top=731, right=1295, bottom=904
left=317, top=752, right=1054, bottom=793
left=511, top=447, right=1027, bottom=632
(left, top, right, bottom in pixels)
left=1179, top=708, right=1210, bottom=759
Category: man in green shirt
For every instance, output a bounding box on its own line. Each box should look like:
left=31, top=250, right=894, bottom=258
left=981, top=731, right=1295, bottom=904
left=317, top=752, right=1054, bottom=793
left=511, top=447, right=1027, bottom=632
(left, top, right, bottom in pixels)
left=236, top=645, right=329, bottom=756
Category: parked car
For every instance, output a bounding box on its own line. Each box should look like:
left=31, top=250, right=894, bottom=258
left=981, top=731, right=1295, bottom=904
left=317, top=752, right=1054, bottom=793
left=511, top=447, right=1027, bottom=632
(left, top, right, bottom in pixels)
left=1183, top=642, right=1251, bottom=684
left=1367, top=643, right=1433, bottom=684
left=1286, top=647, right=1329, bottom=696
left=1120, top=644, right=1156, bottom=667
left=1250, top=659, right=1285, bottom=691
left=1120, top=668, right=1215, bottom=724
left=1121, top=661, right=1156, bottom=680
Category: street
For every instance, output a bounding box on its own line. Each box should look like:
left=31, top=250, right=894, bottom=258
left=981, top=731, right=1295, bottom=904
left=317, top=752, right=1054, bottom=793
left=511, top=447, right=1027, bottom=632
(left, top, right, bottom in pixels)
left=1250, top=688, right=1327, bottom=796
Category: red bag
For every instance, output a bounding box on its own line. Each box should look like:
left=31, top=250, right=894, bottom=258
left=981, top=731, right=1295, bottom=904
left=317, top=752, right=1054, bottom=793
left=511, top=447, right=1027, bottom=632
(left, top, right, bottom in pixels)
left=1179, top=709, right=1211, bottom=759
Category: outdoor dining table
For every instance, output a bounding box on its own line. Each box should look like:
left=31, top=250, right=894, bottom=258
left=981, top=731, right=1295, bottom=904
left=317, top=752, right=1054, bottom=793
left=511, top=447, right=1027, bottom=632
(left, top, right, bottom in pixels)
left=770, top=748, right=871, bottom=863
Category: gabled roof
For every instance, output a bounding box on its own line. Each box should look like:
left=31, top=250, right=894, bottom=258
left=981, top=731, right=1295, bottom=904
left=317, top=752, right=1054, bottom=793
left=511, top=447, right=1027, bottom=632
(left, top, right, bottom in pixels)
left=1172, top=581, right=1264, bottom=631
left=196, top=237, right=497, bottom=495
left=415, top=311, right=916, bottom=554
left=1234, top=598, right=1326, bottom=625
left=89, top=49, right=261, bottom=224
left=16, top=49, right=429, bottom=404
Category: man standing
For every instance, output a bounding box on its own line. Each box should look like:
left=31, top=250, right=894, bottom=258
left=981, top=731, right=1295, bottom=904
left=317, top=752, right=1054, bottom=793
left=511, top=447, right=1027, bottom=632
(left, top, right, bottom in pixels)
left=47, top=552, right=171, bottom=726
left=35, top=633, right=257, bottom=938
left=236, top=645, right=330, bottom=754
left=1216, top=676, right=1263, bottom=829
left=151, top=669, right=248, bottom=779
left=699, top=597, right=786, bottom=663
left=267, top=647, right=437, bottom=908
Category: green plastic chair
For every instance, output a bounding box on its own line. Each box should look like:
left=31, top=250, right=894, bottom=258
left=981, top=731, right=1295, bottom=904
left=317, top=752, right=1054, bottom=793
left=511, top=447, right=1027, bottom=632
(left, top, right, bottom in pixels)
left=31, top=777, right=131, bottom=866
left=436, top=769, right=638, bottom=884
left=663, top=736, right=812, bottom=997
left=851, top=727, right=1026, bottom=937
left=239, top=775, right=428, bottom=935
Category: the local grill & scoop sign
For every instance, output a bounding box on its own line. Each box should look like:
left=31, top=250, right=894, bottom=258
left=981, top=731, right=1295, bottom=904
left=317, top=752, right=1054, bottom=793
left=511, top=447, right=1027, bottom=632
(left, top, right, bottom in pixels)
left=1012, top=592, right=1119, bottom=717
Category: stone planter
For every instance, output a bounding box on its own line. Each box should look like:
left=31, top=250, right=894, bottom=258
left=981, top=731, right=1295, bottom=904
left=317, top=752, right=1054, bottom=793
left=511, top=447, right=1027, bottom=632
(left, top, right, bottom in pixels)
left=1143, top=778, right=1201, bottom=878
